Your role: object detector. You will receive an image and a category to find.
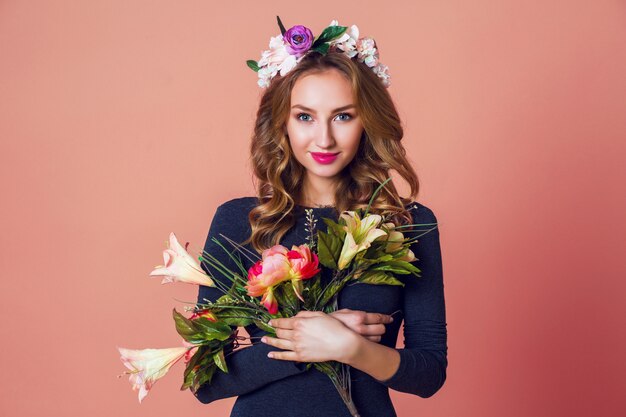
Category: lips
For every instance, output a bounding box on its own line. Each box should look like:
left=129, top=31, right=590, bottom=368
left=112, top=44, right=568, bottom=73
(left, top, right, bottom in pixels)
left=310, top=152, right=339, bottom=164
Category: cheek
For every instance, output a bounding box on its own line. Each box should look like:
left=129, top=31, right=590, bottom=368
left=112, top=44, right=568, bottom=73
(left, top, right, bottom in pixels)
left=287, top=126, right=313, bottom=150
left=342, top=127, right=364, bottom=155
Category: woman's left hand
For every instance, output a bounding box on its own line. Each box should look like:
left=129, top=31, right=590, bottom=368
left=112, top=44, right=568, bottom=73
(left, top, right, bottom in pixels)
left=262, top=310, right=360, bottom=363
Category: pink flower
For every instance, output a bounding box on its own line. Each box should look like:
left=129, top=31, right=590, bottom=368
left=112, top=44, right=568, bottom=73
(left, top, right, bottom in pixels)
left=246, top=247, right=291, bottom=295
left=245, top=245, right=292, bottom=313
left=260, top=286, right=279, bottom=314
left=286, top=244, right=321, bottom=301
left=149, top=232, right=214, bottom=287
left=118, top=344, right=195, bottom=403
left=287, top=244, right=320, bottom=280
left=245, top=243, right=322, bottom=311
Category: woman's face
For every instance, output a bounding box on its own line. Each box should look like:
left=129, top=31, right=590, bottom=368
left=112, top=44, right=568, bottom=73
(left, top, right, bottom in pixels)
left=285, top=68, right=364, bottom=184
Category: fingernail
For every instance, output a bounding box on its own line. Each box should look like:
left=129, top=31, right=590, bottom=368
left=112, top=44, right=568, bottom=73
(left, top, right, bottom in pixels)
left=261, top=337, right=267, bottom=343
left=267, top=352, right=274, bottom=358
left=389, top=317, right=394, bottom=322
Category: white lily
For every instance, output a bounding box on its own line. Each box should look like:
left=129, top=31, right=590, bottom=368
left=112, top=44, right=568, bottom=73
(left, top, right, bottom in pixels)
left=149, top=232, right=214, bottom=287
left=382, top=222, right=416, bottom=262
left=337, top=211, right=388, bottom=270
left=118, top=345, right=195, bottom=403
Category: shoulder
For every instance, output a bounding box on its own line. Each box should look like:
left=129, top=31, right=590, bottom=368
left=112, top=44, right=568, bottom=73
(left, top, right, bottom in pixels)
left=208, top=196, right=258, bottom=238
left=404, top=200, right=438, bottom=224
left=216, top=196, right=259, bottom=214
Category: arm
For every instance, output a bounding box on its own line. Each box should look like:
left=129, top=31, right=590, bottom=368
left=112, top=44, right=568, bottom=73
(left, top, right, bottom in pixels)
left=260, top=203, right=448, bottom=397
left=193, top=201, right=308, bottom=404
left=349, top=204, right=448, bottom=398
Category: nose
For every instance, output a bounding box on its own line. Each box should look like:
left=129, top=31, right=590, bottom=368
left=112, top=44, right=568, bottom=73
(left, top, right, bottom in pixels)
left=315, top=121, right=336, bottom=149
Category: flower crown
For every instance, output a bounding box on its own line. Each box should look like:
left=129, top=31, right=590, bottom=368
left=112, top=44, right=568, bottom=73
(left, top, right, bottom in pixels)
left=246, top=16, right=391, bottom=89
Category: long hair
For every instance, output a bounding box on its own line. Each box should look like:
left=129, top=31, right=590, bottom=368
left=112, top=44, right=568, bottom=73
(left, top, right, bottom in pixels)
left=243, top=50, right=420, bottom=253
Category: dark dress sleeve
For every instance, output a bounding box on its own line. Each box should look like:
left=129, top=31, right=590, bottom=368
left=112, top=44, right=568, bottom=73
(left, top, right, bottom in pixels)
left=193, top=200, right=308, bottom=404
left=374, top=203, right=448, bottom=397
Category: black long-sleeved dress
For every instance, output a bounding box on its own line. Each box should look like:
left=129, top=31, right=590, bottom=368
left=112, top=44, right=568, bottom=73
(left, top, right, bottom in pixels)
left=193, top=196, right=447, bottom=417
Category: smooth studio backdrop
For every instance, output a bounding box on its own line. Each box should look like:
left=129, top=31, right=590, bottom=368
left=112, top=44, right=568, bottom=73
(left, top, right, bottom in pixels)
left=1, top=1, right=625, bottom=416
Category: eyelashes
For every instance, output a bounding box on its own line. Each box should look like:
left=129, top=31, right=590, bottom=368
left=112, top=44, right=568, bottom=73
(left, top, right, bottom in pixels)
left=295, top=112, right=353, bottom=122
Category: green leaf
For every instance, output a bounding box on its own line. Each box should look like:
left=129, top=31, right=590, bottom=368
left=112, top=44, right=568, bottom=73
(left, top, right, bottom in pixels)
left=276, top=15, right=287, bottom=35
left=311, top=25, right=347, bottom=48
left=317, top=230, right=340, bottom=269
left=278, top=281, right=300, bottom=312
left=358, top=270, right=405, bottom=287
left=173, top=309, right=202, bottom=342
left=253, top=319, right=276, bottom=335
left=181, top=345, right=209, bottom=390
left=303, top=276, right=322, bottom=310
left=174, top=308, right=235, bottom=344
left=193, top=363, right=217, bottom=391
left=219, top=315, right=253, bottom=327
left=246, top=60, right=259, bottom=72
left=322, top=217, right=346, bottom=236
left=194, top=317, right=235, bottom=341
left=213, top=349, right=228, bottom=373
left=371, top=260, right=422, bottom=275
left=311, top=43, right=329, bottom=55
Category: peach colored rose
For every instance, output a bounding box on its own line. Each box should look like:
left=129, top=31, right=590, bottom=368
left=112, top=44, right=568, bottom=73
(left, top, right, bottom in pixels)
left=245, top=245, right=292, bottom=313
left=287, top=244, right=321, bottom=301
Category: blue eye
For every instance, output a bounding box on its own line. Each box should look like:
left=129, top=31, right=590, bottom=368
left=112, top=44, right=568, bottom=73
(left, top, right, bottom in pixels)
left=295, top=112, right=353, bottom=122
left=296, top=113, right=312, bottom=122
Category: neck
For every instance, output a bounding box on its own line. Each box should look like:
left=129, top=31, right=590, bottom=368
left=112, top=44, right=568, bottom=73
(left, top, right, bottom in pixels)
left=299, top=175, right=337, bottom=207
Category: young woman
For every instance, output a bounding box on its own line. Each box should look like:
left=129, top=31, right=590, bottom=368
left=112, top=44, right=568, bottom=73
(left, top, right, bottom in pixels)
left=194, top=19, right=447, bottom=417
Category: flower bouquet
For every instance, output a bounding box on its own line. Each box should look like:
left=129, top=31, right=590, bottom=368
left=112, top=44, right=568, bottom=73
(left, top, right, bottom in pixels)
left=118, top=179, right=437, bottom=417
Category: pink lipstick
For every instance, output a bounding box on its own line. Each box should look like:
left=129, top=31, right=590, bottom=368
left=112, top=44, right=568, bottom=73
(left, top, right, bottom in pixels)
left=310, top=152, right=339, bottom=164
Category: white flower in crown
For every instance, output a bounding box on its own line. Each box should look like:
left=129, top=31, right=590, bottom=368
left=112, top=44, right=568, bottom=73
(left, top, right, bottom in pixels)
left=373, top=64, right=391, bottom=87
left=247, top=16, right=391, bottom=88
left=328, top=20, right=359, bottom=58
left=357, top=37, right=379, bottom=67
left=258, top=34, right=299, bottom=77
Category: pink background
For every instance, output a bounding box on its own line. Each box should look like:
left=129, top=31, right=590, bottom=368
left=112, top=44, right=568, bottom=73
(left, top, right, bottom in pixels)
left=1, top=1, right=625, bottom=416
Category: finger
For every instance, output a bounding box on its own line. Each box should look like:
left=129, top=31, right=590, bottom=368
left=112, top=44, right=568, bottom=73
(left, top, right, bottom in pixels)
left=358, top=323, right=386, bottom=336
left=275, top=328, right=295, bottom=340
left=261, top=335, right=294, bottom=351
left=363, top=312, right=394, bottom=325
left=269, top=318, right=296, bottom=329
left=267, top=350, right=300, bottom=361
left=366, top=335, right=382, bottom=342
left=295, top=310, right=323, bottom=317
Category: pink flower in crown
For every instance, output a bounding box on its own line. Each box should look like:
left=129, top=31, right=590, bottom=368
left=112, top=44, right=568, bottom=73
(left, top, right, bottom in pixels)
left=357, top=37, right=380, bottom=67
left=373, top=64, right=391, bottom=87
left=283, top=25, right=314, bottom=57
left=328, top=20, right=359, bottom=58
left=258, top=34, right=298, bottom=80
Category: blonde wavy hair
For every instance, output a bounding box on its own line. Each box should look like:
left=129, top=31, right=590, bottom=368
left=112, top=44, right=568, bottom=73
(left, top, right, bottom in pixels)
left=243, top=51, right=420, bottom=253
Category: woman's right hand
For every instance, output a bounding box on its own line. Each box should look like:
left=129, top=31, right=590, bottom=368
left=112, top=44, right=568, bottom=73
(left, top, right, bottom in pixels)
left=329, top=308, right=394, bottom=343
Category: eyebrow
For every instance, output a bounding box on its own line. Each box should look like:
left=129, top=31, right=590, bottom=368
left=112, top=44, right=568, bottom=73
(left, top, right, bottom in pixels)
left=291, top=104, right=356, bottom=113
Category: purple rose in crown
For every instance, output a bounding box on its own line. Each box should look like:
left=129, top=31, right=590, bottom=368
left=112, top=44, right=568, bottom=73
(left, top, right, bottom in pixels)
left=284, top=25, right=314, bottom=57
